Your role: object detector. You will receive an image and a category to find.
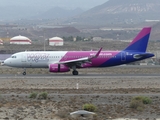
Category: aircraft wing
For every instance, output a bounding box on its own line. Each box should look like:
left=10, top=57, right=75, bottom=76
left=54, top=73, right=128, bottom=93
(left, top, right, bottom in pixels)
left=52, top=48, right=102, bottom=67
left=57, top=57, right=89, bottom=64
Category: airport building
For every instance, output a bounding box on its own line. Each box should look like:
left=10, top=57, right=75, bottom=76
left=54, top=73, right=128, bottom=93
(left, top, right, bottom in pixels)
left=0, top=39, right=3, bottom=45
left=49, top=37, right=64, bottom=46
left=10, top=35, right=32, bottom=45
left=93, top=37, right=102, bottom=42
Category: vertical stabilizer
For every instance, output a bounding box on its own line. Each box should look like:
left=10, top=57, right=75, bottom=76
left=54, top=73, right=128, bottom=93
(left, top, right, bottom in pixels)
left=124, top=27, right=151, bottom=52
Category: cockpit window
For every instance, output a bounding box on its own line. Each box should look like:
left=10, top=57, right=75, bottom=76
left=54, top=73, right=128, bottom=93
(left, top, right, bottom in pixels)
left=11, top=56, right=17, bottom=58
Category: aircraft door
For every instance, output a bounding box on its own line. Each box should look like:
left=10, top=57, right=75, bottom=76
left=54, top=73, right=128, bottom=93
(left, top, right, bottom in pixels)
left=121, top=52, right=126, bottom=61
left=21, top=54, right=26, bottom=62
left=21, top=54, right=26, bottom=66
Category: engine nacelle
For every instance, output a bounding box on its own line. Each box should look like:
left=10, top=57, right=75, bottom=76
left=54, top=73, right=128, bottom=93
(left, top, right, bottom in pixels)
left=49, top=64, right=70, bottom=73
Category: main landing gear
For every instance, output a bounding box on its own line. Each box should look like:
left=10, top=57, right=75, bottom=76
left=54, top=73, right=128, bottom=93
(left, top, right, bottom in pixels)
left=72, top=70, right=78, bottom=75
left=72, top=66, right=79, bottom=75
left=23, top=68, right=26, bottom=75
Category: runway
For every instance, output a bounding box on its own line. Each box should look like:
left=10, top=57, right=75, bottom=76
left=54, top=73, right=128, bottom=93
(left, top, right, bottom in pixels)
left=0, top=65, right=160, bottom=80
left=0, top=73, right=160, bottom=79
left=0, top=65, right=160, bottom=79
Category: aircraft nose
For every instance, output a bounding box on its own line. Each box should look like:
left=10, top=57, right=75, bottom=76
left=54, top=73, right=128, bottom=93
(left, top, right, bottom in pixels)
left=4, top=59, right=11, bottom=66
left=1, top=61, right=4, bottom=66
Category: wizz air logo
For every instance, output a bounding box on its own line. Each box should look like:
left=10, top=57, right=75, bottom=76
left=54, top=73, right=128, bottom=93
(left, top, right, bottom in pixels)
left=27, top=53, right=49, bottom=62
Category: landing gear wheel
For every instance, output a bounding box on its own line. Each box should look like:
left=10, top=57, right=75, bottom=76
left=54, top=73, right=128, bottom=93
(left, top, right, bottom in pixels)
left=23, top=72, right=26, bottom=75
left=72, top=70, right=78, bottom=75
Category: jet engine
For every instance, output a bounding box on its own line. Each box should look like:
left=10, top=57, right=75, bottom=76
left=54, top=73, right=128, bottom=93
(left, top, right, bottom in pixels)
left=49, top=64, right=70, bottom=72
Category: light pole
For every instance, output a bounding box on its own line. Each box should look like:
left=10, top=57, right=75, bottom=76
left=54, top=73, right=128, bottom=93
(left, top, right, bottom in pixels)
left=44, top=39, right=45, bottom=51
left=44, top=39, right=48, bottom=51
left=39, top=36, right=47, bottom=51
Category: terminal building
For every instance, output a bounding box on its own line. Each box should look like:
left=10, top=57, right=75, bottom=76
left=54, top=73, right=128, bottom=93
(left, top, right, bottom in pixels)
left=10, top=35, right=32, bottom=45
left=49, top=37, right=64, bottom=46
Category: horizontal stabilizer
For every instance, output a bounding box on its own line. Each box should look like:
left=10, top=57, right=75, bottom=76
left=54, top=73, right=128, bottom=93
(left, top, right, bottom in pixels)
left=134, top=53, right=154, bottom=59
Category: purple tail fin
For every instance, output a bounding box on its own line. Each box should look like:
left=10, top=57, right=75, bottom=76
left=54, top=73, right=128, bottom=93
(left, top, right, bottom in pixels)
left=124, top=27, right=151, bottom=52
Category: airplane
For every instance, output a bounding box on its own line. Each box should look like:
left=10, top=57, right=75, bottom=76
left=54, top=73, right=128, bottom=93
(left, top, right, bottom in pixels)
left=3, top=27, right=154, bottom=75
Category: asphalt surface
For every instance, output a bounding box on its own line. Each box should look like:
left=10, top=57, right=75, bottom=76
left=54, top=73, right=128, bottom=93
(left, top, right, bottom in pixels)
left=0, top=65, right=160, bottom=78
left=0, top=74, right=160, bottom=79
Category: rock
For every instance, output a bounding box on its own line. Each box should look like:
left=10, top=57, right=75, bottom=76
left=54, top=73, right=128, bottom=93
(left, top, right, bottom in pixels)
left=41, top=100, right=46, bottom=104
left=34, top=115, right=38, bottom=119
left=3, top=117, right=9, bottom=120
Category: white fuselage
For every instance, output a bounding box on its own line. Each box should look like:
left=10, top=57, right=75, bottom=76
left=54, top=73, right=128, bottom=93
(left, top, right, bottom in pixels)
left=4, top=51, right=67, bottom=68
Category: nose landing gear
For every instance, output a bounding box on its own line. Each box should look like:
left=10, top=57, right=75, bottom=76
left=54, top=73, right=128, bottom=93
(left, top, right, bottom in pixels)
left=23, top=72, right=26, bottom=75
left=23, top=68, right=26, bottom=75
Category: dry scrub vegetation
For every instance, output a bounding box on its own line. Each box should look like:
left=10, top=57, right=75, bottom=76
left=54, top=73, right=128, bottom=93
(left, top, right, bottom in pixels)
left=0, top=66, right=159, bottom=119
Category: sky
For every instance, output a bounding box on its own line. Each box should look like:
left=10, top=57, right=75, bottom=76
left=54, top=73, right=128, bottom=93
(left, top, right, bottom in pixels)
left=0, top=0, right=108, bottom=9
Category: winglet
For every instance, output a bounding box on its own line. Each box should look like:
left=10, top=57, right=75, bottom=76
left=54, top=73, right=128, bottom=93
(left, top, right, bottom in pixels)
left=91, top=47, right=102, bottom=59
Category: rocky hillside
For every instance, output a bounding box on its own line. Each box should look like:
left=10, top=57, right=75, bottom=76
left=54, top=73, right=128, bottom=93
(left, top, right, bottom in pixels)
left=97, top=0, right=160, bottom=14
left=69, top=0, right=160, bottom=25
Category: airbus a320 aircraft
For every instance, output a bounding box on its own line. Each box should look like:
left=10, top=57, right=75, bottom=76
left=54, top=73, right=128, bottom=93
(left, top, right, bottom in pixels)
left=4, top=27, right=154, bottom=75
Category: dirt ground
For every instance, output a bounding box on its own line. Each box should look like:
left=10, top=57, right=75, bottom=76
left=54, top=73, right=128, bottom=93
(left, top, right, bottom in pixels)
left=0, top=66, right=160, bottom=119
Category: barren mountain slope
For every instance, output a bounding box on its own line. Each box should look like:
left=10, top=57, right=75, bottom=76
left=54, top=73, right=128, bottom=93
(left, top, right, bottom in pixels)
left=71, top=0, right=160, bottom=25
